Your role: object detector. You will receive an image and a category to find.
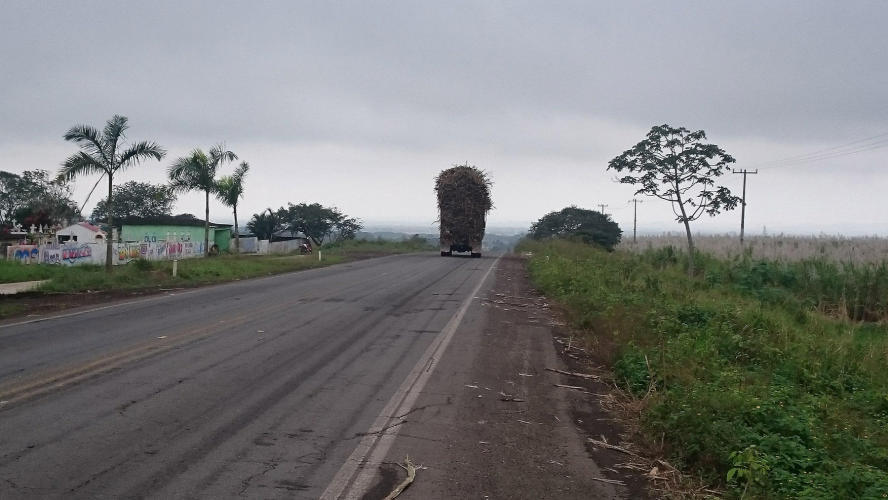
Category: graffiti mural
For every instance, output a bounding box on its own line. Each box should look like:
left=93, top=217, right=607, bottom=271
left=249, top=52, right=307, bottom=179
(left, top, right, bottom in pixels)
left=117, top=243, right=142, bottom=264
left=42, top=244, right=100, bottom=266
left=6, top=242, right=203, bottom=266
left=6, top=245, right=40, bottom=264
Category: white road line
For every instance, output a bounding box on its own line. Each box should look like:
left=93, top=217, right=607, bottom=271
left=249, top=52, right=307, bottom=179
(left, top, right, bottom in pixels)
left=320, top=255, right=501, bottom=500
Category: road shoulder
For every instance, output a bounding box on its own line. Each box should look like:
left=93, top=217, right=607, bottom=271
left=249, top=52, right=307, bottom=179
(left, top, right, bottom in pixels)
left=362, top=255, right=647, bottom=499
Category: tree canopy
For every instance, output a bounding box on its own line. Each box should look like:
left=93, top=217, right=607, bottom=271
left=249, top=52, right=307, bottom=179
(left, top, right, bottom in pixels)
left=90, top=181, right=176, bottom=223
left=283, top=203, right=362, bottom=245
left=248, top=203, right=362, bottom=244
left=607, top=124, right=739, bottom=273
left=1, top=170, right=79, bottom=232
left=246, top=210, right=285, bottom=241
left=529, top=206, right=622, bottom=250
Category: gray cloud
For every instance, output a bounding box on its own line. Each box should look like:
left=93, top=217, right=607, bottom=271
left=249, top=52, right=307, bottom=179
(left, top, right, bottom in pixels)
left=1, top=1, right=887, bottom=233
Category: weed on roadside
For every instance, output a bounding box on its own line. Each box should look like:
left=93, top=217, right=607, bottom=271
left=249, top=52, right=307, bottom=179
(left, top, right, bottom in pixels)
left=519, top=239, right=888, bottom=498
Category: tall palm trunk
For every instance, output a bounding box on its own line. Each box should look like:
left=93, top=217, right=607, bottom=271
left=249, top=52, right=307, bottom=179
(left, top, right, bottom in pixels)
left=233, top=206, right=239, bottom=254
left=105, top=173, right=114, bottom=271
left=204, top=189, right=210, bottom=256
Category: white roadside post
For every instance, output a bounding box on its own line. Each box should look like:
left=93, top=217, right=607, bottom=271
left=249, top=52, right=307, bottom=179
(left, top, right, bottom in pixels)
left=172, top=259, right=178, bottom=277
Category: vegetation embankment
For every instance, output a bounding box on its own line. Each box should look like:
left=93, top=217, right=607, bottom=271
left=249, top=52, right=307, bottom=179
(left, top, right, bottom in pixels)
left=520, top=239, right=888, bottom=498
left=0, top=239, right=433, bottom=317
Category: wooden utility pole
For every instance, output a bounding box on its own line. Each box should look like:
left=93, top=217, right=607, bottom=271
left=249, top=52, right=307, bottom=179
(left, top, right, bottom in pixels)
left=597, top=203, right=609, bottom=215
left=630, top=198, right=643, bottom=243
left=732, top=169, right=758, bottom=245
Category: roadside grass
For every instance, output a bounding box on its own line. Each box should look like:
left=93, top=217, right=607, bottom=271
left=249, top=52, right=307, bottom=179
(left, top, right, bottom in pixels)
left=519, top=239, right=888, bottom=499
left=1, top=238, right=431, bottom=297
left=0, top=259, right=65, bottom=283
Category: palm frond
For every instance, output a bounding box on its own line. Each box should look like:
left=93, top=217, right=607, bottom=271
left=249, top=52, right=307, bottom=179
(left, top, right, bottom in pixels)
left=232, top=161, right=249, bottom=182
left=58, top=152, right=107, bottom=182
left=168, top=149, right=211, bottom=192
left=63, top=124, right=110, bottom=166
left=117, top=140, right=166, bottom=173
left=103, top=115, right=129, bottom=161
left=214, top=162, right=248, bottom=206
left=209, top=143, right=238, bottom=168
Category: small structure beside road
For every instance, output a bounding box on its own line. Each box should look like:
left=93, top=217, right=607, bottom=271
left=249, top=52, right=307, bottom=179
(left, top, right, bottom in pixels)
left=56, top=222, right=106, bottom=243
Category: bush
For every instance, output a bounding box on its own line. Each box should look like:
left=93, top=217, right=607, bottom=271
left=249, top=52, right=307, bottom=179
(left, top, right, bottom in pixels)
left=519, top=239, right=888, bottom=497
left=529, top=206, right=622, bottom=251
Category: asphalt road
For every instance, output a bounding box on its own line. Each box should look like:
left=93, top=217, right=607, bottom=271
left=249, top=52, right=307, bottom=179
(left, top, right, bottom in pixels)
left=0, top=253, right=499, bottom=499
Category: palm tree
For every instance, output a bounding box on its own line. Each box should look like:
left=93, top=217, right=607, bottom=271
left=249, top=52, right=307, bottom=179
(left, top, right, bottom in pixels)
left=58, top=115, right=166, bottom=271
left=215, top=161, right=249, bottom=253
left=168, top=144, right=237, bottom=256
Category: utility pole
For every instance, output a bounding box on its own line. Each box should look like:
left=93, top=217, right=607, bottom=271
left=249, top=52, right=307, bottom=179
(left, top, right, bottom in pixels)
left=630, top=198, right=643, bottom=243
left=732, top=169, right=758, bottom=246
left=597, top=203, right=609, bottom=215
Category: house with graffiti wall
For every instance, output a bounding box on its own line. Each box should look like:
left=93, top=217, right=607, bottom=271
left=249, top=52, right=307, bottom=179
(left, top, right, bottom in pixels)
left=5, top=216, right=232, bottom=266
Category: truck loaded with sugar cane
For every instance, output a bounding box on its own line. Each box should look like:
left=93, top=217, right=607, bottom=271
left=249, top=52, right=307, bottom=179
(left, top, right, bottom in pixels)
left=435, top=164, right=492, bottom=258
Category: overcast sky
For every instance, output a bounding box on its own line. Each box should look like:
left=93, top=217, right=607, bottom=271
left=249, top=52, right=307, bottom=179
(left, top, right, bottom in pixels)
left=2, top=1, right=887, bottom=236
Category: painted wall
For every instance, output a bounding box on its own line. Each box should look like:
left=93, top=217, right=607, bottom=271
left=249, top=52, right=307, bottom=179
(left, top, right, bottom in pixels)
left=6, top=245, right=40, bottom=264
left=6, top=241, right=204, bottom=266
left=230, top=236, right=259, bottom=253
left=42, top=243, right=106, bottom=266
left=213, top=228, right=231, bottom=252
left=268, top=239, right=310, bottom=254
left=116, top=241, right=202, bottom=264
left=121, top=224, right=202, bottom=244
left=121, top=224, right=230, bottom=252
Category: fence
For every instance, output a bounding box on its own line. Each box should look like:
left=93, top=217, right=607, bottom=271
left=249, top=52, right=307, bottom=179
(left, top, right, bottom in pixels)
left=6, top=241, right=206, bottom=266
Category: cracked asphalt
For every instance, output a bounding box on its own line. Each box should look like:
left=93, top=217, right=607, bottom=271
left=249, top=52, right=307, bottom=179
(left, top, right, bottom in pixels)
left=0, top=253, right=499, bottom=498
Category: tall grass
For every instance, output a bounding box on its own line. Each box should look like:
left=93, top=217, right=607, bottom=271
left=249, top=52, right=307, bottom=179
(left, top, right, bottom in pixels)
left=644, top=246, right=888, bottom=322
left=520, top=239, right=888, bottom=498
left=623, top=234, right=888, bottom=264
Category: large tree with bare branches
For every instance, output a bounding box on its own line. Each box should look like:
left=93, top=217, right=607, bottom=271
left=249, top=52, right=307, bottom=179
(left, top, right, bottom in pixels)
left=608, top=124, right=739, bottom=274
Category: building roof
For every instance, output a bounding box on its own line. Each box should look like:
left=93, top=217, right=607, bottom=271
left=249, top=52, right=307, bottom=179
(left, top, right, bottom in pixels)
left=77, top=221, right=105, bottom=233
left=117, top=215, right=232, bottom=228
left=58, top=221, right=106, bottom=235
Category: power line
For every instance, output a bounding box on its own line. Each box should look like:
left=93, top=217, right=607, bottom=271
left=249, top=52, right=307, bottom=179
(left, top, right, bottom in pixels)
left=746, top=132, right=888, bottom=170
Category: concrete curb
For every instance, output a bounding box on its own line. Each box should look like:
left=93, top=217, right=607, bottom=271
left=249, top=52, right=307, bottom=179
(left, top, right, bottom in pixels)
left=0, top=280, right=49, bottom=295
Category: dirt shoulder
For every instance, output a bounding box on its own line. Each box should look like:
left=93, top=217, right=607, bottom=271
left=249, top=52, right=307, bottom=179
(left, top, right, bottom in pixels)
left=363, top=255, right=648, bottom=499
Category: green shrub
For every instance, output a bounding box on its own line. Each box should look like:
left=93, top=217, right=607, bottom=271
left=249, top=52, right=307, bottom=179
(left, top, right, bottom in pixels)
left=518, top=238, right=888, bottom=498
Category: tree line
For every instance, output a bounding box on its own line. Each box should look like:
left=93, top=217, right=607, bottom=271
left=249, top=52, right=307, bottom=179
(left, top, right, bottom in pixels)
left=2, top=114, right=360, bottom=271
left=246, top=203, right=361, bottom=246
left=528, top=123, right=739, bottom=275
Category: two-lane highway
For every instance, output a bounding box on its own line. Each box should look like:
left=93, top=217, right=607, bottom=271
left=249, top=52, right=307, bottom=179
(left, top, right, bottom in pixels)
left=0, top=253, right=497, bottom=499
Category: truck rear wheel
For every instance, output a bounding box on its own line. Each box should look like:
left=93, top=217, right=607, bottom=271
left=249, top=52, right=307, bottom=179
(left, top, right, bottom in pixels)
left=441, top=250, right=452, bottom=257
